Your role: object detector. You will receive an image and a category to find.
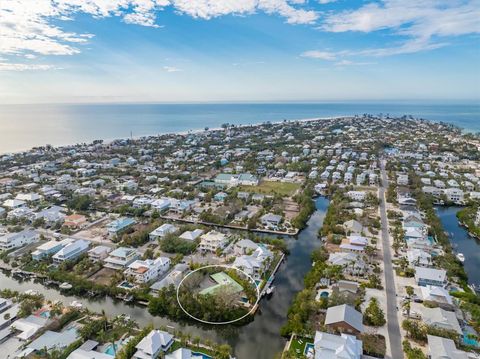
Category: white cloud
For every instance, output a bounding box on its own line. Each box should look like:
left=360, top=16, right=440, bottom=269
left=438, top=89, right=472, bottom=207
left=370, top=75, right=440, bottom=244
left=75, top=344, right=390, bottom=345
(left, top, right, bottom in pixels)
left=0, top=0, right=318, bottom=68
left=0, top=62, right=57, bottom=71
left=320, top=0, right=480, bottom=53
left=300, top=50, right=337, bottom=60
left=163, top=65, right=182, bottom=72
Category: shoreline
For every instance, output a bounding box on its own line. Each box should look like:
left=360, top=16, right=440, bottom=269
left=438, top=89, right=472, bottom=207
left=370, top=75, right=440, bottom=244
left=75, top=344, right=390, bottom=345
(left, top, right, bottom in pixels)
left=0, top=115, right=345, bottom=156
left=2, top=113, right=466, bottom=157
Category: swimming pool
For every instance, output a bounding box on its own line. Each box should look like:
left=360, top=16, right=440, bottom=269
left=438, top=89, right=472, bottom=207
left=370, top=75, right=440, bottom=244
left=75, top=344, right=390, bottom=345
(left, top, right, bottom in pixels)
left=192, top=352, right=212, bottom=359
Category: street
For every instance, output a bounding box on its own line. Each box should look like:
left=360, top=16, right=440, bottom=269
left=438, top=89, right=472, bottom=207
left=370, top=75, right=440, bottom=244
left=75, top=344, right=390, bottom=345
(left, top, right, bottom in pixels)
left=379, top=159, right=404, bottom=359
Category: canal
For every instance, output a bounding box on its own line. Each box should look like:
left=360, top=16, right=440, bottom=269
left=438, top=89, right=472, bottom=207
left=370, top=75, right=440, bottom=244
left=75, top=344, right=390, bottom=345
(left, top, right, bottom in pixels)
left=436, top=206, right=480, bottom=286
left=0, top=196, right=330, bottom=359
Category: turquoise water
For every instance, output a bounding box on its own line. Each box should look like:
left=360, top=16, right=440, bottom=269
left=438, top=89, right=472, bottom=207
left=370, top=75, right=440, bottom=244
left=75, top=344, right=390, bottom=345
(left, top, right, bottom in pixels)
left=0, top=102, right=478, bottom=154
left=192, top=352, right=213, bottom=359
left=104, top=344, right=116, bottom=356
left=304, top=343, right=314, bottom=355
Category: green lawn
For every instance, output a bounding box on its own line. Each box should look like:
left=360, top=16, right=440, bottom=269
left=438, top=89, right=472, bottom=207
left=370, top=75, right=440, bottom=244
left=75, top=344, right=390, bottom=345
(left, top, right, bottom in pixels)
left=289, top=337, right=313, bottom=357
left=239, top=181, right=301, bottom=196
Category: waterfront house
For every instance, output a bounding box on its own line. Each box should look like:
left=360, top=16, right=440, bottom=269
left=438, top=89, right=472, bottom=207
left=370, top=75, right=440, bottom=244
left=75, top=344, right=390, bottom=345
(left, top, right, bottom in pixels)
left=10, top=315, right=48, bottom=341
left=339, top=235, right=367, bottom=253
left=232, top=244, right=273, bottom=280
left=150, top=264, right=189, bottom=294
left=420, top=285, right=454, bottom=308
left=25, top=328, right=79, bottom=355
left=234, top=239, right=259, bottom=255
left=328, top=252, right=366, bottom=276
left=66, top=340, right=113, bottom=359
left=406, top=248, right=432, bottom=267
left=87, top=245, right=112, bottom=262
left=133, top=330, right=174, bottom=359
left=32, top=238, right=75, bottom=261
left=427, top=335, right=477, bottom=359
left=260, top=213, right=282, bottom=229
left=199, top=230, right=227, bottom=253
left=165, top=348, right=202, bottom=359
left=149, top=223, right=178, bottom=240
left=415, top=267, right=447, bottom=287
left=422, top=307, right=462, bottom=335
left=125, top=257, right=171, bottom=284
left=52, top=239, right=90, bottom=263
left=324, top=304, right=364, bottom=335
left=0, top=229, right=39, bottom=251
left=179, top=229, right=204, bottom=241
left=444, top=188, right=464, bottom=203
left=104, top=247, right=139, bottom=270
left=313, top=331, right=362, bottom=359
left=106, top=217, right=136, bottom=238
left=346, top=191, right=366, bottom=202
left=342, top=220, right=363, bottom=235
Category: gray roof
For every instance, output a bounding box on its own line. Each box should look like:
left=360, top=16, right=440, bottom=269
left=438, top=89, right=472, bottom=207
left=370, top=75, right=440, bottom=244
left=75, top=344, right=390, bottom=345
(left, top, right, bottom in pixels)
left=28, top=328, right=79, bottom=351
left=428, top=335, right=471, bottom=359
left=325, top=304, right=364, bottom=333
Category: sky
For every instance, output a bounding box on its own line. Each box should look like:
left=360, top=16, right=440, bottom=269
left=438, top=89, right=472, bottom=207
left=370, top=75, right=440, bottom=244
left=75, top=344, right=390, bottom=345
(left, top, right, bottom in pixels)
left=0, top=0, right=479, bottom=104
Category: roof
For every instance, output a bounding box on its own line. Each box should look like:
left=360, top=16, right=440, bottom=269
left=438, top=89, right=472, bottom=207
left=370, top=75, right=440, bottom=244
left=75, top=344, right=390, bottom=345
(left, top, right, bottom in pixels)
left=165, top=348, right=203, bottom=359
left=135, top=330, right=173, bottom=355
left=199, top=272, right=243, bottom=296
left=422, top=307, right=462, bottom=334
left=109, top=247, right=136, bottom=258
left=314, top=331, right=362, bottom=359
left=28, top=328, right=79, bottom=351
left=415, top=267, right=447, bottom=283
left=428, top=335, right=471, bottom=359
left=325, top=304, right=363, bottom=333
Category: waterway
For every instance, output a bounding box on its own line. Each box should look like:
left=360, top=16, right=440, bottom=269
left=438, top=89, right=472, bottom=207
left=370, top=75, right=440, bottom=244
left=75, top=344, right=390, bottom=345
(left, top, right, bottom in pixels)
left=436, top=206, right=480, bottom=287
left=0, top=196, right=329, bottom=359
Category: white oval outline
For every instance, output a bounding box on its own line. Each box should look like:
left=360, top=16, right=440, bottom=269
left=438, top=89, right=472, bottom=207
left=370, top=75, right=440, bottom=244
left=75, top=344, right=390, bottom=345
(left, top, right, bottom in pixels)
left=176, top=264, right=261, bottom=325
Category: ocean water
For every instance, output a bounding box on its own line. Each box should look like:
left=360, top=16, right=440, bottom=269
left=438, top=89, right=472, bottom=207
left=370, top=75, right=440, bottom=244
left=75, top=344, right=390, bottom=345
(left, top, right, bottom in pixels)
left=0, top=102, right=478, bottom=154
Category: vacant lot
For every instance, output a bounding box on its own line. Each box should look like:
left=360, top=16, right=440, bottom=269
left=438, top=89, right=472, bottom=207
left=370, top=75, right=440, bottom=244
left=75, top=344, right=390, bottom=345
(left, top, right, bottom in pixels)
left=240, top=181, right=301, bottom=196
left=88, top=267, right=118, bottom=286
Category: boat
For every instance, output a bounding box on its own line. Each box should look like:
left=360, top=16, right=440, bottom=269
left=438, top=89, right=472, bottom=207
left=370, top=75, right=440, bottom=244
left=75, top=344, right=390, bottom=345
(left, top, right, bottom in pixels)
left=456, top=253, right=465, bottom=263
left=59, top=282, right=73, bottom=290
left=266, top=286, right=275, bottom=296
left=69, top=301, right=83, bottom=308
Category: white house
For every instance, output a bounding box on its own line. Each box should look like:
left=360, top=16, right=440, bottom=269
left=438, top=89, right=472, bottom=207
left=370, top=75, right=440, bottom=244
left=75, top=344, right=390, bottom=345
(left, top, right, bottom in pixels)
left=133, top=330, right=174, bottom=359
left=52, top=239, right=90, bottom=263
left=199, top=231, right=227, bottom=253
left=443, top=188, right=464, bottom=203
left=104, top=247, right=139, bottom=270
left=346, top=191, right=366, bottom=201
left=179, top=229, right=204, bottom=241
left=125, top=257, right=171, bottom=284
left=87, top=245, right=112, bottom=262
left=0, top=230, right=39, bottom=251
left=313, top=331, right=362, bottom=359
left=32, top=238, right=75, bottom=261
left=149, top=224, right=178, bottom=240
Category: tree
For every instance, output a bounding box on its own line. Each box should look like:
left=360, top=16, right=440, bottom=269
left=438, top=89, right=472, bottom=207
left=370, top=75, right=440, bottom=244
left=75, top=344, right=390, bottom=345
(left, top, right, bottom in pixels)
left=364, top=298, right=386, bottom=326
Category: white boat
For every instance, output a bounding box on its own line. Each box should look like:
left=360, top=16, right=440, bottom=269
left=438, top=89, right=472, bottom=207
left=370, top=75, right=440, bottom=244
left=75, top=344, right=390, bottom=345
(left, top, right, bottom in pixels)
left=69, top=301, right=83, bottom=308
left=456, top=253, right=465, bottom=263
left=266, top=286, right=275, bottom=296
left=59, top=282, right=73, bottom=290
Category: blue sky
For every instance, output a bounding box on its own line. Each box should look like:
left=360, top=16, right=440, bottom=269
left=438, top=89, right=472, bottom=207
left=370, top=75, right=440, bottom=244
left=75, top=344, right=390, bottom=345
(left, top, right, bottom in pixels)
left=0, top=0, right=479, bottom=103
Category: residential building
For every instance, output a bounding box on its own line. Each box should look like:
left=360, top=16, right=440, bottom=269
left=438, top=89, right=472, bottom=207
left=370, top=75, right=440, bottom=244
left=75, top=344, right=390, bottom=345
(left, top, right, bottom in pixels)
left=63, top=214, right=87, bottom=229
left=149, top=223, right=178, bottom=240
left=104, top=247, right=139, bottom=270
left=260, top=213, right=282, bottom=228
left=133, top=330, right=174, bottom=359
left=427, top=335, right=477, bottom=359
left=179, top=229, right=204, bottom=241
left=87, top=245, right=112, bottom=262
left=0, top=229, right=39, bottom=251
left=415, top=267, right=447, bottom=287
left=422, top=307, right=462, bottom=335
left=313, top=331, right=362, bottom=359
left=32, top=238, right=75, bottom=261
left=106, top=217, right=136, bottom=237
left=214, top=173, right=259, bottom=186
left=324, top=304, right=364, bottom=335
left=52, top=239, right=90, bottom=263
left=199, top=231, right=227, bottom=253
left=444, top=188, right=464, bottom=203
left=346, top=191, right=366, bottom=201
left=125, top=257, right=171, bottom=284
left=420, top=285, right=454, bottom=307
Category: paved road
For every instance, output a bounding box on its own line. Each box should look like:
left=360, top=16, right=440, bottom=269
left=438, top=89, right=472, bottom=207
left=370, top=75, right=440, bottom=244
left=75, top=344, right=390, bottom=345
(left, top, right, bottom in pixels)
left=379, top=159, right=404, bottom=359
